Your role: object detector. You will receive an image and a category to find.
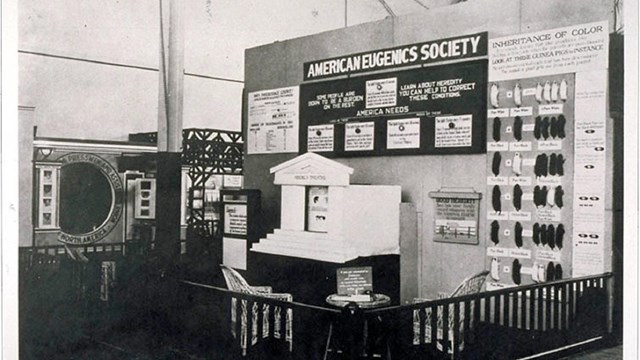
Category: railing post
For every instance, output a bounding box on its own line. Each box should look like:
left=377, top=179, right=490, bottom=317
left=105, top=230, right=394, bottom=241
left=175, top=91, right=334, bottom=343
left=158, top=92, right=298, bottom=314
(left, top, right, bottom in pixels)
left=606, top=275, right=614, bottom=334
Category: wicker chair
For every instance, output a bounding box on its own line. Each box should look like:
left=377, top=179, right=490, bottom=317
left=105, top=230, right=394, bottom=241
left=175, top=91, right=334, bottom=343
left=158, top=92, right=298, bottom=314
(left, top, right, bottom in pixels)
left=414, top=270, right=489, bottom=357
left=449, top=270, right=490, bottom=298
left=220, top=264, right=292, bottom=301
left=221, top=265, right=294, bottom=356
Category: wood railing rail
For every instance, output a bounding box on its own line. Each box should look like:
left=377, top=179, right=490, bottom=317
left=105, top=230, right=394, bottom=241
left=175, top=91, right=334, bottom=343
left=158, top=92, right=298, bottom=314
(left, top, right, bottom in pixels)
left=371, top=272, right=614, bottom=359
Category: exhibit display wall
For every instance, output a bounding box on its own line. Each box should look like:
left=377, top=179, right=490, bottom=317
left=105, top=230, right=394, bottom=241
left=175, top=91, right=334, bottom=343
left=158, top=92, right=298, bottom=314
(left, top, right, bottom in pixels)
left=243, top=0, right=618, bottom=300
left=29, top=142, right=157, bottom=247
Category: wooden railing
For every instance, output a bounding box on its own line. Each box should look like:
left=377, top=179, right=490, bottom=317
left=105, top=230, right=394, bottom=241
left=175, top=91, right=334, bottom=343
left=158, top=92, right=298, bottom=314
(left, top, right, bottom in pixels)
left=170, top=273, right=613, bottom=359
left=19, top=249, right=615, bottom=360
left=18, top=240, right=188, bottom=272
left=173, top=279, right=341, bottom=360
left=370, top=272, right=614, bottom=359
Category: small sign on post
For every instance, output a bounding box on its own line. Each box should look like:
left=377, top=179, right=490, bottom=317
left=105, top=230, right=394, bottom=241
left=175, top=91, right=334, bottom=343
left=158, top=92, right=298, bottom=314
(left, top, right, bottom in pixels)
left=337, top=266, right=373, bottom=296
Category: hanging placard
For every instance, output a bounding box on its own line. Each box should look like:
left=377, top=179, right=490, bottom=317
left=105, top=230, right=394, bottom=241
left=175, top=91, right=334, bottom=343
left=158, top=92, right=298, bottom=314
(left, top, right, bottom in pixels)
left=224, top=204, right=248, bottom=236
left=429, top=190, right=482, bottom=244
left=247, top=86, right=299, bottom=154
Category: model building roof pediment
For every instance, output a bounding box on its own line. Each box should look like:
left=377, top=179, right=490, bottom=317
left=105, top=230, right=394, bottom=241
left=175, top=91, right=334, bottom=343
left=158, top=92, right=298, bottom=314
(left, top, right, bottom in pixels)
left=270, top=152, right=353, bottom=186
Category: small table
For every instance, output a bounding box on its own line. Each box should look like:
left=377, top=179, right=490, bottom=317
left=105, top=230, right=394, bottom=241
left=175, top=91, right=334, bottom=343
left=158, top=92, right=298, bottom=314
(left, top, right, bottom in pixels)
left=324, top=294, right=392, bottom=359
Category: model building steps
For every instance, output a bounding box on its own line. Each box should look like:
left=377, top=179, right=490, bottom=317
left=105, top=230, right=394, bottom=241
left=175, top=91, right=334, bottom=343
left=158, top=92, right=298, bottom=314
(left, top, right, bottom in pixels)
left=261, top=233, right=348, bottom=251
left=251, top=240, right=356, bottom=263
left=252, top=229, right=358, bottom=263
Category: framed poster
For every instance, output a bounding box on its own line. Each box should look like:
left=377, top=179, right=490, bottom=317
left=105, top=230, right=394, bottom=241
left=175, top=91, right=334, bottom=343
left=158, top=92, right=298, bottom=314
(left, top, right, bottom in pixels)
left=224, top=203, right=247, bottom=236
left=247, top=86, right=299, bottom=154
left=429, top=190, right=482, bottom=244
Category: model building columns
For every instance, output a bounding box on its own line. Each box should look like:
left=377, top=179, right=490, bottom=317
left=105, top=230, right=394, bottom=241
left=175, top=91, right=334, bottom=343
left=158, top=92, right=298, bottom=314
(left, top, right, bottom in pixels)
left=155, top=0, right=185, bottom=263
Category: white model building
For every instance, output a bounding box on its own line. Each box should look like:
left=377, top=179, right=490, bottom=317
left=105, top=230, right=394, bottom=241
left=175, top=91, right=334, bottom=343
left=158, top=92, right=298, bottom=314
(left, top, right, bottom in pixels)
left=251, top=152, right=401, bottom=263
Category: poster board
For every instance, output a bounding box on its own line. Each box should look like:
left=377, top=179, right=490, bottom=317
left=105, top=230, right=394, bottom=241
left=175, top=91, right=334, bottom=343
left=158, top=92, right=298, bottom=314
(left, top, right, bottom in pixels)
left=429, top=191, right=481, bottom=244
left=484, top=21, right=609, bottom=289
left=307, top=186, right=329, bottom=232
left=337, top=267, right=373, bottom=296
left=247, top=86, right=299, bottom=154
left=299, top=60, right=487, bottom=157
left=223, top=203, right=248, bottom=236
left=220, top=190, right=262, bottom=271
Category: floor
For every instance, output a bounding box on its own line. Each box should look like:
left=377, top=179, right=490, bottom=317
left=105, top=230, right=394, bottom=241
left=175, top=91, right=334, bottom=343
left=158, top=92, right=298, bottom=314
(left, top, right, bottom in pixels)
left=559, top=344, right=622, bottom=359
left=25, top=337, right=621, bottom=360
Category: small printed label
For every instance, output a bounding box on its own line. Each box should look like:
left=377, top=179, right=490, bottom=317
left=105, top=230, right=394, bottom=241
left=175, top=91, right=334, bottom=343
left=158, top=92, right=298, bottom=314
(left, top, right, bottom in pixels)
left=536, top=209, right=562, bottom=222
left=510, top=248, right=532, bottom=259
left=509, top=142, right=532, bottom=151
left=345, top=122, right=375, bottom=151
left=522, top=88, right=537, bottom=96
left=522, top=229, right=533, bottom=237
left=487, top=176, right=509, bottom=185
left=486, top=282, right=516, bottom=291
left=510, top=176, right=532, bottom=186
left=387, top=118, right=420, bottom=149
left=522, top=124, right=535, bottom=131
left=522, top=193, right=534, bottom=201
left=488, top=108, right=510, bottom=117
left=308, top=125, right=335, bottom=152
left=537, top=140, right=563, bottom=150
left=509, top=211, right=532, bottom=221
left=488, top=211, right=509, bottom=220
left=510, top=107, right=533, bottom=117
left=575, top=193, right=604, bottom=212
left=520, top=267, right=534, bottom=275
left=522, top=158, right=536, bottom=166
left=537, top=249, right=562, bottom=262
left=536, top=177, right=563, bottom=186
left=487, top=142, right=509, bottom=151
left=487, top=247, right=510, bottom=257
left=538, top=104, right=564, bottom=115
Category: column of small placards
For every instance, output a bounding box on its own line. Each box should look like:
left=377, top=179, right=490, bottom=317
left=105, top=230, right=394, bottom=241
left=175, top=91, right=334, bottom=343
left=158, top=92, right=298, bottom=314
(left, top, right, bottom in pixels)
left=485, top=74, right=575, bottom=289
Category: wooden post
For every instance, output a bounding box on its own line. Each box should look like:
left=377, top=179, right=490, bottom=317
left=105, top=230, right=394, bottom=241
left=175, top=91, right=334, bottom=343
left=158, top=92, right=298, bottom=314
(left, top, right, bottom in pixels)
left=155, top=0, right=184, bottom=264
left=606, top=275, right=614, bottom=334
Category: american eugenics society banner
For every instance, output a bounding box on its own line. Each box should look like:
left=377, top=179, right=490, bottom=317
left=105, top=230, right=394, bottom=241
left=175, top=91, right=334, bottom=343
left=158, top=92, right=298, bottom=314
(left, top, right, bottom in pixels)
left=303, top=32, right=487, bottom=81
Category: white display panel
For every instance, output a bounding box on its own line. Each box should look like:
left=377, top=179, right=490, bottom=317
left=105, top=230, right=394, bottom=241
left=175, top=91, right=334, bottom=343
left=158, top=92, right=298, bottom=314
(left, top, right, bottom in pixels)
left=223, top=237, right=247, bottom=270
left=247, top=86, right=299, bottom=154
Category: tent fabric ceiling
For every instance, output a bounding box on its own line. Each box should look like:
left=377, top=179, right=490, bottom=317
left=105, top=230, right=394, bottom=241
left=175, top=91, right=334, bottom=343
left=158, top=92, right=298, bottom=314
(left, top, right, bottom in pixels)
left=18, top=0, right=461, bottom=137
left=20, top=0, right=457, bottom=80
